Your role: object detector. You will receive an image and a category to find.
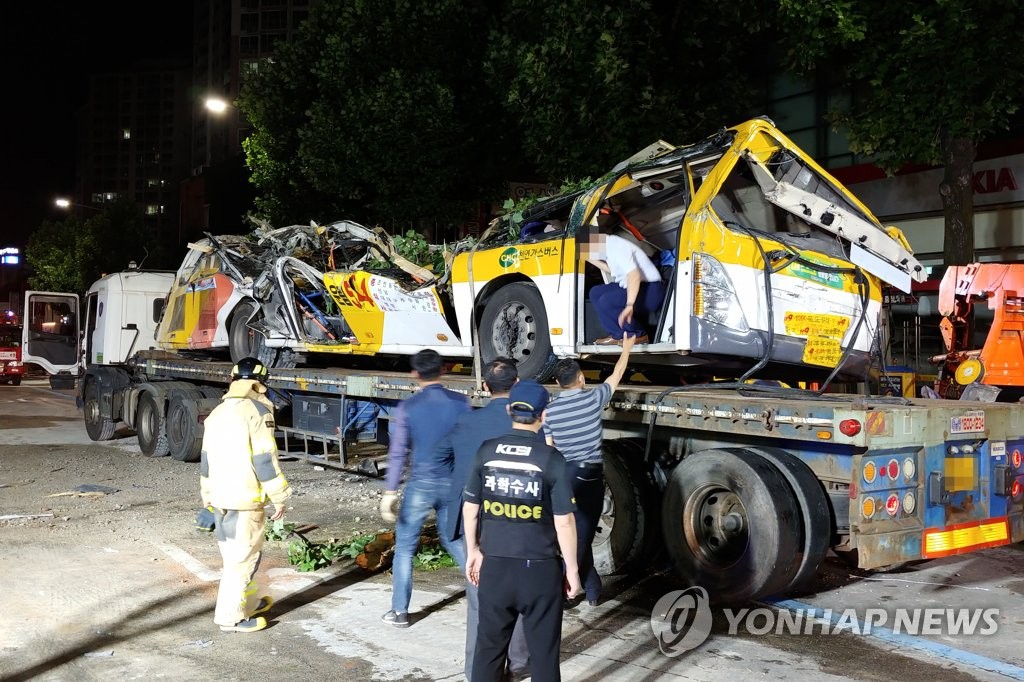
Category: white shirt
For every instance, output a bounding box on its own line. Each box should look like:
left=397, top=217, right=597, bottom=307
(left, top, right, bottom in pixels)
left=602, top=235, right=662, bottom=288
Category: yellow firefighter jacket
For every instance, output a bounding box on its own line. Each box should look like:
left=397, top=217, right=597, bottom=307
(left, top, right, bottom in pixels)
left=200, top=379, right=291, bottom=511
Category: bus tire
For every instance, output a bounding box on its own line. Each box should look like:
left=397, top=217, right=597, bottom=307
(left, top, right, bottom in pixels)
left=479, top=283, right=557, bottom=382
left=662, top=448, right=801, bottom=604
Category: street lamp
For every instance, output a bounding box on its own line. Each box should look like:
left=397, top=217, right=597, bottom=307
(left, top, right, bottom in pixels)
left=204, top=97, right=229, bottom=115
left=54, top=198, right=101, bottom=212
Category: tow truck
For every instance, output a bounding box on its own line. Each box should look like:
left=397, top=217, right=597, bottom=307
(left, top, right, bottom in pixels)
left=21, top=119, right=1024, bottom=604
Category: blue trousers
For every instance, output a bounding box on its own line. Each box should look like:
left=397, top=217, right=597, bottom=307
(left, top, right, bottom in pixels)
left=391, top=478, right=467, bottom=613
left=590, top=281, right=666, bottom=339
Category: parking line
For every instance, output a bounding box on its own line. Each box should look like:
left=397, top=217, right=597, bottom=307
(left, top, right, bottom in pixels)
left=153, top=542, right=221, bottom=582
left=767, top=598, right=1024, bottom=681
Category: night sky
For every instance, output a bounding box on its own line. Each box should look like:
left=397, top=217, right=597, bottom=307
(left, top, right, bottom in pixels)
left=0, top=1, right=191, bottom=249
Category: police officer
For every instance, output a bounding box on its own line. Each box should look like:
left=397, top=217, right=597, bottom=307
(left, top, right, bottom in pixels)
left=200, top=357, right=291, bottom=633
left=463, top=380, right=581, bottom=682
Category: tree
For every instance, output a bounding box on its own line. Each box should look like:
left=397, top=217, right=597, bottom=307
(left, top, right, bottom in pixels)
left=778, top=0, right=1024, bottom=265
left=483, top=0, right=774, bottom=180
left=239, top=0, right=512, bottom=227
left=25, top=217, right=94, bottom=293
left=25, top=200, right=162, bottom=293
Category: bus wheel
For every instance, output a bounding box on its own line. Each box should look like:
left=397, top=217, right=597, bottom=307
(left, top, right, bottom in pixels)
left=479, top=283, right=557, bottom=382
left=662, top=448, right=800, bottom=604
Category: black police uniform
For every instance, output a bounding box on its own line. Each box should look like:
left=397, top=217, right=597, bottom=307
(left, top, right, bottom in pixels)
left=464, top=428, right=576, bottom=682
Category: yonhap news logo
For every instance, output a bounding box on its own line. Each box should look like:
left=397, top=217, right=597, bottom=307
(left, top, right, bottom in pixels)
left=649, top=587, right=714, bottom=656
left=651, top=587, right=1000, bottom=656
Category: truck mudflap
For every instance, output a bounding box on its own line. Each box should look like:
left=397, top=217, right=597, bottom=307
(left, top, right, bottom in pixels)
left=851, top=434, right=1024, bottom=569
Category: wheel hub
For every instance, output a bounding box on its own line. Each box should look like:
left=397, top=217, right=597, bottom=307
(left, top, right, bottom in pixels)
left=491, top=302, right=537, bottom=362
left=682, top=485, right=748, bottom=568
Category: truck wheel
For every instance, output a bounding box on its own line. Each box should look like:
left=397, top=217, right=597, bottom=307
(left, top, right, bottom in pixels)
left=662, top=448, right=800, bottom=604
left=10, top=377, right=21, bottom=386
left=592, top=443, right=655, bottom=576
left=137, top=392, right=170, bottom=457
left=167, top=394, right=204, bottom=462
left=167, top=395, right=219, bottom=462
left=479, top=283, right=557, bottom=381
left=83, top=380, right=117, bottom=441
left=744, top=447, right=831, bottom=594
left=229, top=300, right=276, bottom=367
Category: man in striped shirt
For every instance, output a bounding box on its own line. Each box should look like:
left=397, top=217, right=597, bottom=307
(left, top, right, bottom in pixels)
left=542, top=334, right=635, bottom=605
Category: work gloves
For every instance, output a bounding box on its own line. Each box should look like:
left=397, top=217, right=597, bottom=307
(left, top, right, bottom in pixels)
left=195, top=506, right=216, bottom=532
left=380, top=491, right=399, bottom=524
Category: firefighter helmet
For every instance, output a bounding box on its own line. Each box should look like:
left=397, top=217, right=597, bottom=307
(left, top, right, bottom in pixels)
left=231, top=357, right=269, bottom=383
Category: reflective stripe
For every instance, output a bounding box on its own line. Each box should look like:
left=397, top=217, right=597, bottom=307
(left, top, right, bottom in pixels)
left=482, top=460, right=543, bottom=472
left=252, top=452, right=279, bottom=482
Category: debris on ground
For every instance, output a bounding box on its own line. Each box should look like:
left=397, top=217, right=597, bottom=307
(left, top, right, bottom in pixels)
left=0, top=513, right=55, bottom=521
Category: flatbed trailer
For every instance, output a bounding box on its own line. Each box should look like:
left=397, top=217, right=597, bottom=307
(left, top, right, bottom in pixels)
left=89, top=348, right=1024, bottom=604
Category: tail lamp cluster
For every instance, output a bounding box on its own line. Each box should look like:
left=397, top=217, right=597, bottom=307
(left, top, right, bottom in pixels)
left=860, top=456, right=917, bottom=520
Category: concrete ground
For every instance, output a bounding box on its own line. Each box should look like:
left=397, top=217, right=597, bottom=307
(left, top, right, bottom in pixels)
left=2, top=378, right=1024, bottom=681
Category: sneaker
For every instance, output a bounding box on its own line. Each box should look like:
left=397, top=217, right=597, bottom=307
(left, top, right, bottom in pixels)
left=251, top=596, right=273, bottom=617
left=381, top=610, right=410, bottom=628
left=220, top=616, right=267, bottom=633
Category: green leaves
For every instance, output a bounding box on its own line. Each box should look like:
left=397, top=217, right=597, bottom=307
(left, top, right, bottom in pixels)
left=412, top=546, right=457, bottom=571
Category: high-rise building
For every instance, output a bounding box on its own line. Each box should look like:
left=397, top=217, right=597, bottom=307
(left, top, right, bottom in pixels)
left=183, top=0, right=314, bottom=241
left=72, top=63, right=191, bottom=257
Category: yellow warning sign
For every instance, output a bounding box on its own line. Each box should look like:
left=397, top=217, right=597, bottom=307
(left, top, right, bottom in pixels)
left=802, top=336, right=843, bottom=367
left=784, top=312, right=850, bottom=339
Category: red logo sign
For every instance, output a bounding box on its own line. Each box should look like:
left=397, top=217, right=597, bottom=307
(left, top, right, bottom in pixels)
left=974, top=167, right=1018, bottom=194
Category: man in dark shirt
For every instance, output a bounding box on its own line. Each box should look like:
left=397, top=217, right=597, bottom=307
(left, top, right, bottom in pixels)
left=439, top=357, right=529, bottom=678
left=380, top=349, right=471, bottom=628
left=463, top=380, right=581, bottom=681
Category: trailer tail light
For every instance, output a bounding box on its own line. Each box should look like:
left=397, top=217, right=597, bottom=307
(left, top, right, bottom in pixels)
left=887, top=459, right=900, bottom=481
left=861, top=497, right=876, bottom=518
left=903, top=457, right=916, bottom=480
left=839, top=419, right=861, bottom=437
left=902, top=492, right=916, bottom=514
left=1013, top=481, right=1022, bottom=497
left=1013, top=449, right=1022, bottom=469
left=923, top=518, right=1009, bottom=558
left=863, top=461, right=877, bottom=484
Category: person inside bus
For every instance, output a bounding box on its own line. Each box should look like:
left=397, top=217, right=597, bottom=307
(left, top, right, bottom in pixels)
left=582, top=230, right=665, bottom=345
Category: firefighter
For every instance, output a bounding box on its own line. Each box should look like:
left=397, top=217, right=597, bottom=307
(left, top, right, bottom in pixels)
left=200, top=357, right=292, bottom=633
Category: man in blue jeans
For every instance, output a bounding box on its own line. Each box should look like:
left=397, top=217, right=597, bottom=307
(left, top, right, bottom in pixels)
left=439, top=357, right=530, bottom=678
left=380, top=349, right=471, bottom=628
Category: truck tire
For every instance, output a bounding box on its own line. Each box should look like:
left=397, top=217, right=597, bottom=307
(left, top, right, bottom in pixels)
left=479, top=283, right=557, bottom=381
left=10, top=377, right=21, bottom=386
left=83, top=379, right=117, bottom=441
left=167, top=394, right=202, bottom=462
left=137, top=391, right=170, bottom=457
left=593, top=442, right=655, bottom=576
left=229, top=300, right=277, bottom=367
left=662, top=448, right=801, bottom=604
left=744, top=447, right=831, bottom=594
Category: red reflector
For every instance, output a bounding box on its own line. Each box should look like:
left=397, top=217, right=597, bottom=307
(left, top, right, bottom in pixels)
left=839, top=419, right=862, bottom=436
